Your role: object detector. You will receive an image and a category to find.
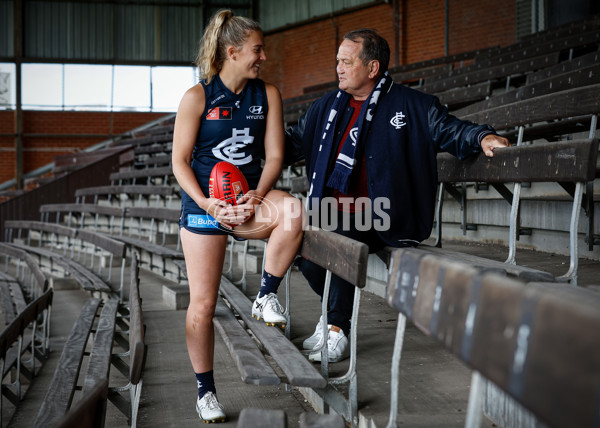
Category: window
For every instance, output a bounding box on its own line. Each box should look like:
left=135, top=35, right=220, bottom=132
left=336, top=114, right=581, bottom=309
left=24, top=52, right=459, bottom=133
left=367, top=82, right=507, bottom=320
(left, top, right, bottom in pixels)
left=152, top=66, right=197, bottom=111
left=14, top=63, right=195, bottom=112
left=0, top=63, right=16, bottom=109
left=64, top=64, right=112, bottom=110
left=22, top=64, right=63, bottom=109
left=113, top=66, right=151, bottom=111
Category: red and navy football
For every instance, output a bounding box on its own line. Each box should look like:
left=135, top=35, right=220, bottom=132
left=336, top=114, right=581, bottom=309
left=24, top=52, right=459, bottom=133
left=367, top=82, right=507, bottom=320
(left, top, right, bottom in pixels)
left=208, top=161, right=250, bottom=206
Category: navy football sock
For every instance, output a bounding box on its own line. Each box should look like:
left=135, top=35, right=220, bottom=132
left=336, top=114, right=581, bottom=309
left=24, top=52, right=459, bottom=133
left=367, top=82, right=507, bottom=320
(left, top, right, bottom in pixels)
left=258, top=270, right=283, bottom=298
left=195, top=370, right=216, bottom=400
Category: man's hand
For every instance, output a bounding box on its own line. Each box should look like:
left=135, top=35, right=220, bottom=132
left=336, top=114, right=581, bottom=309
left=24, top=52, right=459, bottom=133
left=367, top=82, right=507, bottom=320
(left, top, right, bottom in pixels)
left=481, top=134, right=510, bottom=157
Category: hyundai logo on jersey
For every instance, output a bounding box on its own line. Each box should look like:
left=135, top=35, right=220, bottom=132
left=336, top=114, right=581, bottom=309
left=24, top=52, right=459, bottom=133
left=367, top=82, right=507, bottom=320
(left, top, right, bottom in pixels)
left=249, top=105, right=263, bottom=114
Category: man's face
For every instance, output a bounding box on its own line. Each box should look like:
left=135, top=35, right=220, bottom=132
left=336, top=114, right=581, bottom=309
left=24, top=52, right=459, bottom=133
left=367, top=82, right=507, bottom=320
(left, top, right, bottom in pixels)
left=336, top=38, right=375, bottom=100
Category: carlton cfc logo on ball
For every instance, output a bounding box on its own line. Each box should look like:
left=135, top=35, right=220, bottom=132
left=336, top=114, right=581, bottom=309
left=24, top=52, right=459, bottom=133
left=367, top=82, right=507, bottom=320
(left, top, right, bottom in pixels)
left=208, top=161, right=249, bottom=206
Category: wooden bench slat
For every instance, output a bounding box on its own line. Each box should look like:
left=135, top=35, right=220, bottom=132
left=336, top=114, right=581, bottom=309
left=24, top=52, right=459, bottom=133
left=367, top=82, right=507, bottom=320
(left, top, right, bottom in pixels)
left=299, top=412, right=347, bottom=428
left=54, top=378, right=108, bottom=428
left=526, top=49, right=600, bottom=84
left=128, top=255, right=145, bottom=385
left=75, top=184, right=174, bottom=198
left=436, top=81, right=491, bottom=107
left=39, top=203, right=125, bottom=218
left=290, top=176, right=309, bottom=194
left=9, top=283, right=27, bottom=314
left=4, top=222, right=122, bottom=293
left=1, top=289, right=53, bottom=380
left=461, top=83, right=600, bottom=130
left=134, top=144, right=171, bottom=155
left=422, top=52, right=561, bottom=94
left=9, top=243, right=112, bottom=293
left=111, top=235, right=182, bottom=258
left=140, top=154, right=171, bottom=167
left=82, top=299, right=119, bottom=395
left=456, top=61, right=600, bottom=116
left=35, top=298, right=102, bottom=428
left=0, top=283, right=16, bottom=325
left=213, top=300, right=280, bottom=386
left=3, top=332, right=33, bottom=379
left=511, top=282, right=600, bottom=428
left=4, top=220, right=78, bottom=240
left=109, top=166, right=172, bottom=181
left=53, top=147, right=130, bottom=174
left=219, top=276, right=327, bottom=389
left=300, top=229, right=369, bottom=288
left=76, top=229, right=126, bottom=258
left=237, top=408, right=286, bottom=428
left=126, top=206, right=180, bottom=222
left=386, top=248, right=600, bottom=428
left=412, top=245, right=554, bottom=282
left=115, top=134, right=173, bottom=147
left=437, top=139, right=599, bottom=183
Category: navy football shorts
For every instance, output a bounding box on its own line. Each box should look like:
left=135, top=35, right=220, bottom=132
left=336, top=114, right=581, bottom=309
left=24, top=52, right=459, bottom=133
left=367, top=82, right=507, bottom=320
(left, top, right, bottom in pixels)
left=179, top=189, right=247, bottom=240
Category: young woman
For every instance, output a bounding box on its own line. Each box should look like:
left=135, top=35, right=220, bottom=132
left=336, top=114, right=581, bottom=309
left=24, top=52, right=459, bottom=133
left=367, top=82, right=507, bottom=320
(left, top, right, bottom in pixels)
left=172, top=9, right=304, bottom=423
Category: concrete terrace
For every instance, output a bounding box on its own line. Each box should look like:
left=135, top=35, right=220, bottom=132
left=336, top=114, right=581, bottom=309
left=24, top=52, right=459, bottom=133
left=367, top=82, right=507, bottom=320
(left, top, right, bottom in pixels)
left=4, top=237, right=599, bottom=428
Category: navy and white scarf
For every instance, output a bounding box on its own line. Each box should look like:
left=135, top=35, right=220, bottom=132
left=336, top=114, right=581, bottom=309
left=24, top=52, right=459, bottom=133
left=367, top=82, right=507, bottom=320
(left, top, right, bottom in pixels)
left=308, top=72, right=393, bottom=207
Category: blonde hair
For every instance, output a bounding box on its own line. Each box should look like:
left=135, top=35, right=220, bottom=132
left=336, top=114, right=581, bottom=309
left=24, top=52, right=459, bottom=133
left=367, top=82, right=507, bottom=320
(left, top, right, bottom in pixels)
left=196, top=9, right=262, bottom=84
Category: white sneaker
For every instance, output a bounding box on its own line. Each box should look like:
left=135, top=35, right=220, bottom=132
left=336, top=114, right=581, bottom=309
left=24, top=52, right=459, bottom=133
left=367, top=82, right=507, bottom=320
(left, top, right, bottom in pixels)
left=302, top=316, right=331, bottom=350
left=308, top=326, right=349, bottom=363
left=196, top=391, right=226, bottom=423
left=252, top=293, right=287, bottom=328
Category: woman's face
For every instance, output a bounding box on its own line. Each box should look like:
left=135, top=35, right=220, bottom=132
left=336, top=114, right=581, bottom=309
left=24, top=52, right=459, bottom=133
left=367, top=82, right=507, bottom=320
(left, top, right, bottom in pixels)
left=233, top=30, right=267, bottom=79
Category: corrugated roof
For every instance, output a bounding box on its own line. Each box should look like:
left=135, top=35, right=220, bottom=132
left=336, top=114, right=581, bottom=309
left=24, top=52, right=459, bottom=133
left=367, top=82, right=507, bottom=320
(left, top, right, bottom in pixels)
left=259, top=0, right=371, bottom=31
left=2, top=0, right=209, bottom=64
left=1, top=0, right=377, bottom=63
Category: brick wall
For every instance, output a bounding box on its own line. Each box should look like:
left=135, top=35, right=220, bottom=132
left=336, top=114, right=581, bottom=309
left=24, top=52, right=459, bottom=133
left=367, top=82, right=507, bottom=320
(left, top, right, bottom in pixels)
left=261, top=0, right=515, bottom=100
left=404, top=0, right=446, bottom=64
left=1, top=0, right=516, bottom=187
left=448, top=0, right=516, bottom=55
left=0, top=110, right=167, bottom=185
left=263, top=3, right=398, bottom=100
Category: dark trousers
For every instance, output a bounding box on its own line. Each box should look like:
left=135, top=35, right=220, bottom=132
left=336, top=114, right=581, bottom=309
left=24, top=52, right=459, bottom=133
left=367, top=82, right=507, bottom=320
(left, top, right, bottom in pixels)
left=296, top=211, right=385, bottom=335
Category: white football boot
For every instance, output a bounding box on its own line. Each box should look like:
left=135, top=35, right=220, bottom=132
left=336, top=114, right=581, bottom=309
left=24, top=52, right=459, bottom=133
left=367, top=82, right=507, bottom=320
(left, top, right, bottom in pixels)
left=196, top=391, right=226, bottom=423
left=308, top=326, right=350, bottom=363
left=302, top=316, right=331, bottom=350
left=251, top=293, right=287, bottom=328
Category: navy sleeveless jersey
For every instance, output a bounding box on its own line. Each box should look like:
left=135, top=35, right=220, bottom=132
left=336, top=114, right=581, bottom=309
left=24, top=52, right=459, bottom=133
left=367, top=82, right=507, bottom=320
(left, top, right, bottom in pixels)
left=180, top=75, right=269, bottom=234
left=191, top=75, right=268, bottom=194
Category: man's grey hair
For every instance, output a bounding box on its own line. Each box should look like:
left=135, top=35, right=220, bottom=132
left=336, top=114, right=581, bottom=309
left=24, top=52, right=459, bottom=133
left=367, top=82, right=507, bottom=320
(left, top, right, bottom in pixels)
left=343, top=28, right=390, bottom=76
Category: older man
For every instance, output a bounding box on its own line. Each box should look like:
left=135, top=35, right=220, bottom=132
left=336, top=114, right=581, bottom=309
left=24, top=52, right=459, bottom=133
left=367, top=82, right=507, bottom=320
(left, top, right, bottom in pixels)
left=288, top=29, right=509, bottom=362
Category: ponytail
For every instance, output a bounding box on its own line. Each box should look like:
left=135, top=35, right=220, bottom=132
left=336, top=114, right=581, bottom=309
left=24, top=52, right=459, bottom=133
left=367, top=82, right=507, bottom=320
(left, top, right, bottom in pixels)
left=195, top=9, right=262, bottom=84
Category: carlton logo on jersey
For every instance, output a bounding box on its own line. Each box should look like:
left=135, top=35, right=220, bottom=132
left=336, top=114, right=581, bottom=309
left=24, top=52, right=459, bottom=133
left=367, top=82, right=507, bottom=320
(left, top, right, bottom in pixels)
left=212, top=128, right=254, bottom=165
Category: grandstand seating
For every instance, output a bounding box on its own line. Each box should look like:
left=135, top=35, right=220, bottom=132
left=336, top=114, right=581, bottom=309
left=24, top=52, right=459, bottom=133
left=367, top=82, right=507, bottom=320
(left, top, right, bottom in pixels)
left=4, top=220, right=126, bottom=297
left=436, top=138, right=598, bottom=283
left=32, top=255, right=143, bottom=427
left=0, top=289, right=53, bottom=422
left=106, top=254, right=146, bottom=427
left=0, top=15, right=599, bottom=428
left=385, top=248, right=600, bottom=428
left=74, top=184, right=176, bottom=207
